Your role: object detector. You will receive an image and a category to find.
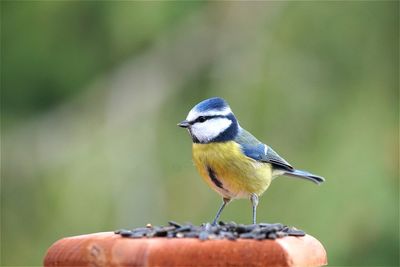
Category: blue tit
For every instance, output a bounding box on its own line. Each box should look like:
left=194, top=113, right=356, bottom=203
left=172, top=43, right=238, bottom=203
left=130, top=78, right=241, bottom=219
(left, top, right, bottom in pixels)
left=178, top=97, right=325, bottom=225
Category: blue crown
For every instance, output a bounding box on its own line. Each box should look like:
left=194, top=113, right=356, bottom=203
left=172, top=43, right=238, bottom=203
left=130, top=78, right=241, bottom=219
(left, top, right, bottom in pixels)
left=194, top=97, right=229, bottom=112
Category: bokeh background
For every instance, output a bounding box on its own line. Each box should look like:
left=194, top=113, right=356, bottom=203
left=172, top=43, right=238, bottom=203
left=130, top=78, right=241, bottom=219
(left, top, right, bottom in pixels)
left=1, top=1, right=398, bottom=266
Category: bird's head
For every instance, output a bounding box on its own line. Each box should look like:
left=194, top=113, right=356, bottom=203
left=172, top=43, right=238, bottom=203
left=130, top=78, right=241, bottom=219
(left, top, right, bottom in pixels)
left=178, top=97, right=239, bottom=143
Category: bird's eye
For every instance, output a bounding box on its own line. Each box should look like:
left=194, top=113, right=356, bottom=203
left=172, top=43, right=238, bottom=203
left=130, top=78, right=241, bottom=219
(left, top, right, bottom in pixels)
left=198, top=116, right=206, bottom=123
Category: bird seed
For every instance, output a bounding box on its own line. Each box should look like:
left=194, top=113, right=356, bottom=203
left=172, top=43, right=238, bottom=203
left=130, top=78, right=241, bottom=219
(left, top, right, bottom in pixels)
left=115, top=221, right=306, bottom=241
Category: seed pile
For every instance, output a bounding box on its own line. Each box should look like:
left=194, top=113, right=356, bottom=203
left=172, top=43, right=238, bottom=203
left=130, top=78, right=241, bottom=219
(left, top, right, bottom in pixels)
left=115, top=221, right=305, bottom=241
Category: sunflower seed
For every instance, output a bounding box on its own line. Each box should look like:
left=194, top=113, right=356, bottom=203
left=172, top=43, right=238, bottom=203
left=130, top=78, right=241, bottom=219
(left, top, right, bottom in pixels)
left=168, top=221, right=182, bottom=228
left=116, top=221, right=306, bottom=241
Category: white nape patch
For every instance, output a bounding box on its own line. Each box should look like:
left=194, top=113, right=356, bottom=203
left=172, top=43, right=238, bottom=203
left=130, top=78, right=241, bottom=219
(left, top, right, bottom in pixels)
left=190, top=117, right=232, bottom=143
left=186, top=107, right=232, bottom=122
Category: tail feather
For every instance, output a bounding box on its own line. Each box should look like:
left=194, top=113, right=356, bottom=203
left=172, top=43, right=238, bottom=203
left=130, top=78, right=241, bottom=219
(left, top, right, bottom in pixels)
left=284, top=169, right=325, bottom=185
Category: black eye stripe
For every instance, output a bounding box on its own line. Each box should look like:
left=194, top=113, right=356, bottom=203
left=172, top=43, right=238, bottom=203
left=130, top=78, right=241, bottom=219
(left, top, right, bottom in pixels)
left=191, top=115, right=226, bottom=124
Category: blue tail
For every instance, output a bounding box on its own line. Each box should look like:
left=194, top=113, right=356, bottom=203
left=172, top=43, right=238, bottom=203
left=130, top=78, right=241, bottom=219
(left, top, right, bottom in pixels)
left=284, top=169, right=325, bottom=185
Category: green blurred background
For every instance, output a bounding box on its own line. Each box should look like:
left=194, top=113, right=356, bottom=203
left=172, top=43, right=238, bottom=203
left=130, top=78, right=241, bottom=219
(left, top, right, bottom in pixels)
left=1, top=1, right=398, bottom=266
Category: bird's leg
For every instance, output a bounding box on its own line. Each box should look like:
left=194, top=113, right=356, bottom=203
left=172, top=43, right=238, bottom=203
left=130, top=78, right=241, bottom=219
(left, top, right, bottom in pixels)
left=250, top=193, right=259, bottom=225
left=212, top=197, right=230, bottom=225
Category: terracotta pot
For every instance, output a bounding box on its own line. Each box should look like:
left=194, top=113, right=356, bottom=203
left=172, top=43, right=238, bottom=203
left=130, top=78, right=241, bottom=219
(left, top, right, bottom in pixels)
left=44, top=232, right=327, bottom=267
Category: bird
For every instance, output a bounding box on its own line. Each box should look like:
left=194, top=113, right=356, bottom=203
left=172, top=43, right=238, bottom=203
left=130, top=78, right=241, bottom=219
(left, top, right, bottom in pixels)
left=178, top=97, right=325, bottom=225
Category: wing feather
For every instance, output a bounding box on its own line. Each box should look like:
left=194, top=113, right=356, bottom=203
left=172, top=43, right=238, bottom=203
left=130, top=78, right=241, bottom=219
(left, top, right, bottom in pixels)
left=235, top=128, right=294, bottom=171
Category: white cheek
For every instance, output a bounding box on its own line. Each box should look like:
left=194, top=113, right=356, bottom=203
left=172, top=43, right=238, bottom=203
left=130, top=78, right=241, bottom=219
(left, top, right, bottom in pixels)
left=191, top=118, right=232, bottom=143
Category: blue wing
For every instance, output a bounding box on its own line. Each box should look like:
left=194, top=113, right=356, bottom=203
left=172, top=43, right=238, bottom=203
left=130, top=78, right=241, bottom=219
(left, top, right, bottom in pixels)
left=234, top=128, right=294, bottom=171
left=234, top=127, right=325, bottom=184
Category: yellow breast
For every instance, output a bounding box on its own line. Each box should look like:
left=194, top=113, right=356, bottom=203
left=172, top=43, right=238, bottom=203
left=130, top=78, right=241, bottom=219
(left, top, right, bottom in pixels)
left=192, top=141, right=273, bottom=199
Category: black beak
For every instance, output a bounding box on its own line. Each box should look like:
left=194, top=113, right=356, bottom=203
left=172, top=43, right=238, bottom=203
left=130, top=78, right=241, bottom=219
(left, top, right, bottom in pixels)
left=177, top=120, right=190, bottom=128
